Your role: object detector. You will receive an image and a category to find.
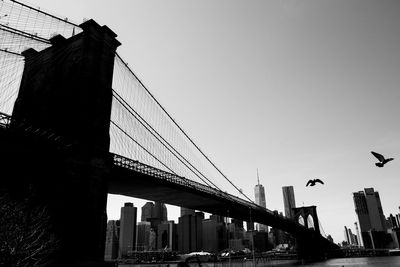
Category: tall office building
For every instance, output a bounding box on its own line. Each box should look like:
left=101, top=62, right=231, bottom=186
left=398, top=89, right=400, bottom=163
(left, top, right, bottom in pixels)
left=153, top=202, right=168, bottom=222
left=177, top=211, right=204, bottom=253
left=136, top=221, right=151, bottom=251
left=353, top=188, right=387, bottom=249
left=181, top=207, right=196, bottom=216
left=355, top=222, right=362, bottom=247
left=396, top=214, right=400, bottom=229
left=141, top=201, right=168, bottom=249
left=141, top=202, right=154, bottom=222
left=246, top=221, right=255, bottom=231
left=119, top=202, right=137, bottom=258
left=344, top=226, right=350, bottom=245
left=387, top=214, right=398, bottom=229
left=344, top=226, right=357, bottom=246
left=149, top=228, right=157, bottom=250
left=254, top=169, right=267, bottom=232
left=141, top=202, right=168, bottom=223
left=210, top=214, right=225, bottom=223
left=255, top=170, right=266, bottom=207
left=348, top=229, right=357, bottom=246
left=282, top=186, right=296, bottom=219
left=157, top=220, right=177, bottom=251
left=203, top=216, right=227, bottom=253
left=104, top=220, right=120, bottom=260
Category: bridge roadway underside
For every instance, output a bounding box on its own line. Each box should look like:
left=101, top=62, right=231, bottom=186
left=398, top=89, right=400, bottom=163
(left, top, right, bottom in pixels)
left=110, top=165, right=259, bottom=221
left=110, top=165, right=302, bottom=235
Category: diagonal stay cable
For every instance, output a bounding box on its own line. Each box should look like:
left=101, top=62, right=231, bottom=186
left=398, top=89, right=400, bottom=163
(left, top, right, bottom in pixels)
left=112, top=90, right=222, bottom=191
left=0, top=23, right=51, bottom=43
left=115, top=52, right=255, bottom=204
left=9, top=0, right=80, bottom=27
left=0, top=47, right=22, bottom=56
left=110, top=120, right=177, bottom=175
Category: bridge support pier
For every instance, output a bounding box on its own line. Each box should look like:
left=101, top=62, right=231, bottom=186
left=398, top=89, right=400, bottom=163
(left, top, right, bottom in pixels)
left=292, top=206, right=337, bottom=261
left=295, top=232, right=329, bottom=261
left=0, top=129, right=113, bottom=266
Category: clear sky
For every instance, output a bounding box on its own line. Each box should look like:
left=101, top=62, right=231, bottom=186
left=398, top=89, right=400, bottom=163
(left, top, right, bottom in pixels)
left=20, top=0, right=400, bottom=244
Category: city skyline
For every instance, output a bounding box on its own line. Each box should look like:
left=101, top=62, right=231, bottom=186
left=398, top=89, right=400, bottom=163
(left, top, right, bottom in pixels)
left=108, top=194, right=400, bottom=258
left=10, top=0, right=400, bottom=244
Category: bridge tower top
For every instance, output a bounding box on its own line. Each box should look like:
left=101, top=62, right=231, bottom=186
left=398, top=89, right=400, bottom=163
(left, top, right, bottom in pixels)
left=12, top=19, right=121, bottom=155
left=292, top=205, right=321, bottom=235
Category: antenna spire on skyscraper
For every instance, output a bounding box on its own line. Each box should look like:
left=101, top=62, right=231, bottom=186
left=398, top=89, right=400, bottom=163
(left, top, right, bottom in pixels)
left=257, top=168, right=260, bottom=185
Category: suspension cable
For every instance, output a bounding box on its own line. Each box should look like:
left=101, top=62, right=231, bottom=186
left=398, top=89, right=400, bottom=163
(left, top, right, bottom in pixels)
left=9, top=0, right=80, bottom=27
left=112, top=91, right=222, bottom=190
left=0, top=23, right=50, bottom=43
left=110, top=120, right=177, bottom=175
left=115, top=53, right=255, bottom=204
left=0, top=48, right=22, bottom=56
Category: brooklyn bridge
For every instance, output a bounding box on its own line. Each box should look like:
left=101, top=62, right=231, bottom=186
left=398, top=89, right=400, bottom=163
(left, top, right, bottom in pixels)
left=0, top=1, right=338, bottom=266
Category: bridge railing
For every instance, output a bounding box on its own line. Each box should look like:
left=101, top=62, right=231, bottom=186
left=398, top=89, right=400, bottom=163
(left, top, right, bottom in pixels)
left=112, top=153, right=273, bottom=214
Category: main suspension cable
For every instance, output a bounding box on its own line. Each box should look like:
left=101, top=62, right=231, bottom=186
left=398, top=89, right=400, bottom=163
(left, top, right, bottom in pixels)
left=115, top=53, right=255, bottom=204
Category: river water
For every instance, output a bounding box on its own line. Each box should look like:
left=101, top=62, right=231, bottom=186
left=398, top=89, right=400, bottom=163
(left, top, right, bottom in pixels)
left=119, top=256, right=400, bottom=267
left=202, top=256, right=400, bottom=266
left=298, top=256, right=400, bottom=266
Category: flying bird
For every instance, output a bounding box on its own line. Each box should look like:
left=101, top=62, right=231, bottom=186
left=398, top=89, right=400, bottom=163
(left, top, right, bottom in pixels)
left=371, top=151, right=394, bottom=167
left=306, top=179, right=324, bottom=187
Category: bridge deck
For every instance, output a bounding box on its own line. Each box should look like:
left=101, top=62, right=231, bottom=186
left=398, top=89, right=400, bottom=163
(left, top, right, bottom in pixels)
left=110, top=153, right=305, bottom=235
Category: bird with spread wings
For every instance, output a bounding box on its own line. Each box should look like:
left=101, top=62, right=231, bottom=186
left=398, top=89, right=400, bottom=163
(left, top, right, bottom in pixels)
left=306, top=179, right=324, bottom=187
left=371, top=151, right=394, bottom=167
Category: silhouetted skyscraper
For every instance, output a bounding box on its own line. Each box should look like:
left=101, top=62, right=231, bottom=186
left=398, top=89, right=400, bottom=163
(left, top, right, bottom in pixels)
left=255, top=170, right=266, bottom=207
left=141, top=202, right=167, bottom=223
left=141, top=201, right=167, bottom=249
left=246, top=221, right=254, bottom=231
left=348, top=228, right=357, bottom=245
left=141, top=202, right=154, bottom=222
left=153, top=202, right=168, bottom=222
left=178, top=211, right=204, bottom=253
left=104, top=220, right=120, bottom=260
left=203, top=217, right=227, bottom=253
left=254, top=169, right=267, bottom=232
left=181, top=207, right=195, bottom=216
left=353, top=188, right=387, bottom=249
left=136, top=221, right=151, bottom=251
left=149, top=228, right=156, bottom=250
left=157, top=220, right=177, bottom=251
left=210, top=214, right=225, bottom=223
left=344, top=226, right=350, bottom=245
left=282, top=186, right=296, bottom=219
left=396, top=213, right=400, bottom=229
left=355, top=222, right=362, bottom=247
left=119, top=203, right=137, bottom=258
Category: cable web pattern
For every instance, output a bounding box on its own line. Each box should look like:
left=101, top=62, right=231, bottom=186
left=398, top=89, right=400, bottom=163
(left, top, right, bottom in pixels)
left=0, top=0, right=80, bottom=114
left=0, top=0, right=80, bottom=49
left=111, top=55, right=223, bottom=190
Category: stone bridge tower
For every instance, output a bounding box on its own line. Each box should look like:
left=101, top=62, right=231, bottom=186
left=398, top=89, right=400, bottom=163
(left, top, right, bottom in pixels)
left=292, top=205, right=321, bottom=234
left=4, top=19, right=120, bottom=266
